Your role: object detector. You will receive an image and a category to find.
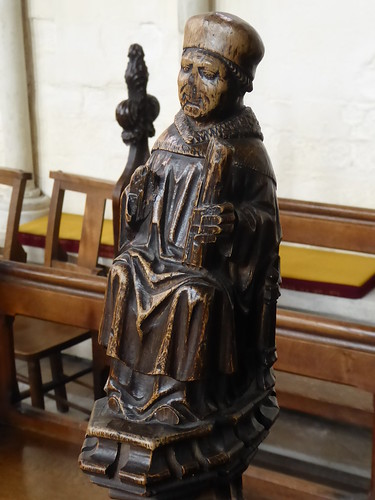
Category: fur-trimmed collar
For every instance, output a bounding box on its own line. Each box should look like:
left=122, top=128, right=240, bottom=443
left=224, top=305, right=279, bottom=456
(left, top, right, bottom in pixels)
left=173, top=107, right=263, bottom=145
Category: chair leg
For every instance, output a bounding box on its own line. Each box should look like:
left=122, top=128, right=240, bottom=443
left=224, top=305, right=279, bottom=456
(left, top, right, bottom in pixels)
left=49, top=353, right=69, bottom=412
left=27, top=359, right=45, bottom=409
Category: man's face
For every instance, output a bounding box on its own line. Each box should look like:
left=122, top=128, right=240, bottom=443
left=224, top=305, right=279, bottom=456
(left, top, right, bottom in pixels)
left=178, top=50, right=229, bottom=122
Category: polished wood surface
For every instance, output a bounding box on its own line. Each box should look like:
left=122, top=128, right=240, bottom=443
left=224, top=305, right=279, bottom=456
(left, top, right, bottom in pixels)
left=279, top=197, right=375, bottom=254
left=45, top=170, right=114, bottom=273
left=243, top=465, right=361, bottom=500
left=277, top=198, right=375, bottom=498
left=10, top=171, right=113, bottom=412
left=0, top=424, right=106, bottom=500
left=0, top=167, right=31, bottom=262
left=0, top=260, right=106, bottom=423
left=276, top=309, right=375, bottom=391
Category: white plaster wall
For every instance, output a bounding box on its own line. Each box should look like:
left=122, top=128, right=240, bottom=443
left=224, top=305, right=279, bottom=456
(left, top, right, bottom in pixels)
left=25, top=0, right=181, bottom=212
left=217, top=0, right=375, bottom=208
left=9, top=0, right=375, bottom=211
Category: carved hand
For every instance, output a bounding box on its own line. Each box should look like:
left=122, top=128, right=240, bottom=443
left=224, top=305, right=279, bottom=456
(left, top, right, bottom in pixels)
left=191, top=202, right=236, bottom=244
left=125, top=165, right=150, bottom=223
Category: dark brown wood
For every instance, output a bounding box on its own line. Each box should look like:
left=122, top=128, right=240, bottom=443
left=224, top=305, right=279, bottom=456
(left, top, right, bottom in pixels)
left=49, top=352, right=69, bottom=412
left=113, top=44, right=160, bottom=253
left=81, top=13, right=281, bottom=500
left=27, top=358, right=44, bottom=409
left=44, top=174, right=66, bottom=266
left=0, top=314, right=20, bottom=413
left=0, top=167, right=32, bottom=262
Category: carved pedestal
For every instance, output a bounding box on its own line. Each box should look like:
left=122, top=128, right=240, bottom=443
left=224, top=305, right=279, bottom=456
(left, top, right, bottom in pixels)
left=80, top=389, right=278, bottom=499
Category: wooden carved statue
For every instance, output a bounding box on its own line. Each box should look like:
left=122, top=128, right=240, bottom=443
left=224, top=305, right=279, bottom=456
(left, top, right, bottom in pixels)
left=80, top=12, right=281, bottom=500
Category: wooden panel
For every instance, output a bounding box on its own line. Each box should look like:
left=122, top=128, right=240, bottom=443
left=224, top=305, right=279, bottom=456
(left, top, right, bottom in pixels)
left=277, top=309, right=375, bottom=351
left=243, top=465, right=361, bottom=499
left=279, top=197, right=375, bottom=254
left=0, top=277, right=105, bottom=330
left=49, top=170, right=114, bottom=197
left=277, top=390, right=373, bottom=428
left=275, top=309, right=375, bottom=392
left=44, top=179, right=65, bottom=266
left=78, top=194, right=106, bottom=269
left=276, top=335, right=375, bottom=392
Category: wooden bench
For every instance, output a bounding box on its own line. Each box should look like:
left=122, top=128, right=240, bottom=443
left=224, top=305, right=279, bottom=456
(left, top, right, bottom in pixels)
left=270, top=198, right=375, bottom=497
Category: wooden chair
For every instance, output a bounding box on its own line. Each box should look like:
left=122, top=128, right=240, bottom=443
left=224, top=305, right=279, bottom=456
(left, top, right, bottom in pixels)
left=45, top=170, right=115, bottom=274
left=0, top=167, right=31, bottom=262
left=13, top=171, right=114, bottom=412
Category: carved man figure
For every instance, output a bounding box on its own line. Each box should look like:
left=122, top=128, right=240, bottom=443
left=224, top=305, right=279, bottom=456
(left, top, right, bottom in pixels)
left=99, top=12, right=281, bottom=426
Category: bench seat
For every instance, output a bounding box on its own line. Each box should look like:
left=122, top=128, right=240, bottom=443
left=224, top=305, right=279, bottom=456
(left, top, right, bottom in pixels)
left=280, top=243, right=375, bottom=298
left=19, top=213, right=375, bottom=299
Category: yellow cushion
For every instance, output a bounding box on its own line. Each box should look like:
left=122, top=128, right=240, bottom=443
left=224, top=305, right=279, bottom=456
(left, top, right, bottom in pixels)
left=19, top=213, right=114, bottom=246
left=19, top=216, right=375, bottom=291
left=280, top=243, right=375, bottom=287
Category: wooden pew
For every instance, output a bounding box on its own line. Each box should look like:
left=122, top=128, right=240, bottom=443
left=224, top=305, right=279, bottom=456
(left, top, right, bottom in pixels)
left=272, top=198, right=375, bottom=497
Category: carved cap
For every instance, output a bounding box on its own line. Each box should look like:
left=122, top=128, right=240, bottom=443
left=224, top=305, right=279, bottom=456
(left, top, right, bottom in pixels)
left=183, top=12, right=265, bottom=83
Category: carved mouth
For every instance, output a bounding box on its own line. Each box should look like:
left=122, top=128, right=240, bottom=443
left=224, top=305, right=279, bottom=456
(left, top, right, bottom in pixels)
left=181, top=93, right=203, bottom=114
left=182, top=93, right=201, bottom=106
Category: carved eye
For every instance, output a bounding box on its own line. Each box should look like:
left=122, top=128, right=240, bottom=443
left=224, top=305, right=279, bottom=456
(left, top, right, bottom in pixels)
left=199, top=68, right=218, bottom=81
left=181, top=64, right=192, bottom=73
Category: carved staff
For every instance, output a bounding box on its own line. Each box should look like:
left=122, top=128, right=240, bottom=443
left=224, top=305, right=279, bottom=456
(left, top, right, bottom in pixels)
left=183, top=137, right=233, bottom=267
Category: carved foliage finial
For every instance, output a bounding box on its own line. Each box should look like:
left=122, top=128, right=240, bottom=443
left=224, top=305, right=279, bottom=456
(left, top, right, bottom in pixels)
left=116, top=43, right=160, bottom=145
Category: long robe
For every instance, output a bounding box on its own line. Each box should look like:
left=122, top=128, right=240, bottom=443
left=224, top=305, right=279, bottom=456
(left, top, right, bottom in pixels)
left=99, top=107, right=281, bottom=397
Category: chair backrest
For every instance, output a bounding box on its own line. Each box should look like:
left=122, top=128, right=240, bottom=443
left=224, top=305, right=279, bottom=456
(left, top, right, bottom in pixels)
left=45, top=171, right=115, bottom=274
left=0, top=167, right=32, bottom=262
left=279, top=197, right=375, bottom=255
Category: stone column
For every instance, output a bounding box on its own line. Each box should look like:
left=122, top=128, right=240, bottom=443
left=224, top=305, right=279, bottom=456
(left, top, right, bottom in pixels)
left=0, top=0, right=49, bottom=245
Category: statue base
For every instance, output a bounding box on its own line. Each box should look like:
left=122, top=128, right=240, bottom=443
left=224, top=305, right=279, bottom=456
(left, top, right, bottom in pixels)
left=79, top=388, right=278, bottom=499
